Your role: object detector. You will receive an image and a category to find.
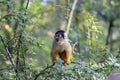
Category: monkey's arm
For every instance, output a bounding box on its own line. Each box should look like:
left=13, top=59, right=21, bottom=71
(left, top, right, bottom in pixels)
left=50, top=43, right=59, bottom=65
left=51, top=51, right=58, bottom=64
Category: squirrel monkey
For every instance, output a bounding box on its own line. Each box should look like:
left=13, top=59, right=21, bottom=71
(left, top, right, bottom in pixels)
left=50, top=30, right=72, bottom=65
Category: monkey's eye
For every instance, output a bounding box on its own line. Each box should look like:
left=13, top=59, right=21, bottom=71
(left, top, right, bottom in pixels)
left=55, top=34, right=59, bottom=37
left=56, top=34, right=61, bottom=37
left=58, top=34, right=62, bottom=37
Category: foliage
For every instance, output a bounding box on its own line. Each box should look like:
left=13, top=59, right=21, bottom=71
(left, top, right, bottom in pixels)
left=0, top=0, right=120, bottom=80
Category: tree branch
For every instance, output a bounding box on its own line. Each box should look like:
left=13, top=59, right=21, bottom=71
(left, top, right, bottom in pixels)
left=34, top=64, right=54, bottom=80
left=26, top=0, right=29, bottom=9
left=0, top=35, right=20, bottom=80
left=66, top=0, right=78, bottom=34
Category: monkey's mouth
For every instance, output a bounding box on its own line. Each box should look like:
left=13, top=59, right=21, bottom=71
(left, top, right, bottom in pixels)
left=56, top=38, right=59, bottom=42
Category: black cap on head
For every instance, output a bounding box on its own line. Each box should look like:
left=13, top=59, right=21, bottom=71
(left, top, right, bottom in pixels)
left=55, top=30, right=66, bottom=38
left=55, top=30, right=65, bottom=34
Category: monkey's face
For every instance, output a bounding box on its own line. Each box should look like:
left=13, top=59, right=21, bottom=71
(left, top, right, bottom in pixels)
left=54, top=30, right=67, bottom=42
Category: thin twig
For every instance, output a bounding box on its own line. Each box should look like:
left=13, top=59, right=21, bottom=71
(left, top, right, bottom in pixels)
left=87, top=26, right=91, bottom=52
left=20, top=0, right=30, bottom=79
left=34, top=64, right=54, bottom=80
left=66, top=0, right=70, bottom=23
left=61, top=65, right=64, bottom=80
left=66, top=0, right=78, bottom=34
left=23, top=55, right=28, bottom=80
left=72, top=41, right=78, bottom=50
left=15, top=34, right=22, bottom=80
left=0, top=36, right=20, bottom=80
left=26, top=0, right=29, bottom=9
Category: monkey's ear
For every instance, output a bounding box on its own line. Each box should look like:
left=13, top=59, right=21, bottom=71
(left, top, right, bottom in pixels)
left=64, top=32, right=67, bottom=39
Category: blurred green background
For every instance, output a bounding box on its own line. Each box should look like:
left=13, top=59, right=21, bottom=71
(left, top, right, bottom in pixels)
left=0, top=0, right=120, bottom=80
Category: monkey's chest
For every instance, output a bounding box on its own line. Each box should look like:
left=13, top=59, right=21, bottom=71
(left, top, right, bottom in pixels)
left=55, top=44, right=67, bottom=53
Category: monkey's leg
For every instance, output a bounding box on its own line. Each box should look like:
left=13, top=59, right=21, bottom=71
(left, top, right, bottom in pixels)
left=64, top=49, right=72, bottom=65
